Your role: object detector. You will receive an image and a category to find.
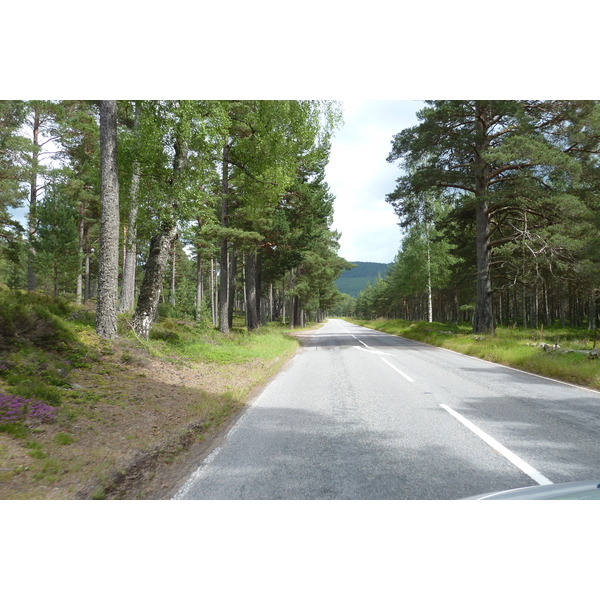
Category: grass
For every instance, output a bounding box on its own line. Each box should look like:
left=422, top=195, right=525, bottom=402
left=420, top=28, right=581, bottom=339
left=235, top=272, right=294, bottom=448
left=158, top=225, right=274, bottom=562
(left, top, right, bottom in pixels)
left=0, top=287, right=307, bottom=499
left=348, top=317, right=600, bottom=391
left=145, top=318, right=299, bottom=365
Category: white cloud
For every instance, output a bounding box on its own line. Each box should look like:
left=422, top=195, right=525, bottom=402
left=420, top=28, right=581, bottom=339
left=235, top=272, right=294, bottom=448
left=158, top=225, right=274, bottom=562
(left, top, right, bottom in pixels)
left=325, top=100, right=424, bottom=263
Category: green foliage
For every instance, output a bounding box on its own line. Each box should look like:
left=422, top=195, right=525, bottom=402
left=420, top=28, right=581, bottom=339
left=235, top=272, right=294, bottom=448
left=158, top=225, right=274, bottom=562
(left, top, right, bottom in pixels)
left=384, top=100, right=600, bottom=331
left=0, top=101, right=29, bottom=241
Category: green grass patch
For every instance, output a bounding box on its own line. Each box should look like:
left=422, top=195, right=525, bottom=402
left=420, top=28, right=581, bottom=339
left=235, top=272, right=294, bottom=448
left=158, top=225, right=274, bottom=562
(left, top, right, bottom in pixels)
left=349, top=318, right=600, bottom=391
left=53, top=432, right=75, bottom=446
left=140, top=318, right=299, bottom=365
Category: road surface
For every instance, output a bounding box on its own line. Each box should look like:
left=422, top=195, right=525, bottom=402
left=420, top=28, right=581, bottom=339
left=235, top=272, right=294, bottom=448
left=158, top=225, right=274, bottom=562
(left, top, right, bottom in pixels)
left=174, top=319, right=600, bottom=499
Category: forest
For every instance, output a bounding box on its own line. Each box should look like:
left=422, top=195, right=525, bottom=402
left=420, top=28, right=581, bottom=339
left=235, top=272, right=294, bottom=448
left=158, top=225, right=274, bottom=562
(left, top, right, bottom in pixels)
left=0, top=100, right=350, bottom=338
left=349, top=101, right=600, bottom=334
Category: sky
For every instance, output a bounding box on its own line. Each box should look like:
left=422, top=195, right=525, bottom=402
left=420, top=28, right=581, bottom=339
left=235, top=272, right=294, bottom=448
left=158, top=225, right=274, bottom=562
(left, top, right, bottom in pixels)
left=325, top=100, right=424, bottom=264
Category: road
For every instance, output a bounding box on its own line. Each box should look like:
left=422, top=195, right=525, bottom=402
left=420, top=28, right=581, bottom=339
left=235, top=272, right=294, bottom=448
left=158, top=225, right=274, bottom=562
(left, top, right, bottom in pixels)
left=173, top=319, right=600, bottom=499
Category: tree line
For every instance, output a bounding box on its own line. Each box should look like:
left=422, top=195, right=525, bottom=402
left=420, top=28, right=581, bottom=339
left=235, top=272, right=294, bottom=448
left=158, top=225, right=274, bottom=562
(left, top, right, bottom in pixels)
left=350, top=101, right=600, bottom=334
left=0, top=100, right=350, bottom=338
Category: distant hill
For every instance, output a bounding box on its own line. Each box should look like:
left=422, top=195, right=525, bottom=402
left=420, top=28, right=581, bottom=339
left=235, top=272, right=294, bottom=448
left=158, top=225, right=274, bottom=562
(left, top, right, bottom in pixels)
left=335, top=261, right=391, bottom=297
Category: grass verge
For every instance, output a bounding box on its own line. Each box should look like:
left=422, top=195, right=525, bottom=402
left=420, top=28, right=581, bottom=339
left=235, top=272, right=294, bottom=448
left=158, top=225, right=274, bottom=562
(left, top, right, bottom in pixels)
left=0, top=289, right=306, bottom=499
left=348, top=317, right=600, bottom=391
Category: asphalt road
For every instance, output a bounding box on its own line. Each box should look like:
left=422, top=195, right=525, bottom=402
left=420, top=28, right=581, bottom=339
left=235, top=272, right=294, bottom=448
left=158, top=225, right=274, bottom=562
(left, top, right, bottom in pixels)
left=173, top=319, right=600, bottom=500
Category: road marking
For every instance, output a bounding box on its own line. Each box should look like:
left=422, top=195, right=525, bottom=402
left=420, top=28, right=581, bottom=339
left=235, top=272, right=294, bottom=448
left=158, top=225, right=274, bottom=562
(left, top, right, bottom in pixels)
left=440, top=404, right=554, bottom=486
left=350, top=320, right=600, bottom=397
left=353, top=346, right=394, bottom=357
left=379, top=357, right=415, bottom=382
left=352, top=335, right=370, bottom=348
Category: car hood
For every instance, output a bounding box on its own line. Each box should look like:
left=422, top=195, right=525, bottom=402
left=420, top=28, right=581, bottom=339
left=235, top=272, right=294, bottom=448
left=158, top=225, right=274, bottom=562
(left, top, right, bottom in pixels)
left=464, top=480, right=600, bottom=500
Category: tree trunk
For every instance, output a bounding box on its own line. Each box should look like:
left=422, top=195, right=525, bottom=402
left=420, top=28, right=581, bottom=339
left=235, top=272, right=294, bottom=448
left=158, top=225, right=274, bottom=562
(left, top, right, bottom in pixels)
left=27, top=106, right=40, bottom=292
left=84, top=235, right=91, bottom=302
left=170, top=244, right=177, bottom=306
left=245, top=249, right=259, bottom=331
left=219, top=143, right=230, bottom=333
left=195, top=253, right=203, bottom=320
left=119, top=167, right=140, bottom=312
left=210, top=257, right=217, bottom=327
left=256, top=250, right=263, bottom=325
left=76, top=203, right=85, bottom=304
left=131, top=118, right=187, bottom=339
left=289, top=269, right=296, bottom=328
left=96, top=100, right=121, bottom=339
left=588, top=290, right=596, bottom=331
left=131, top=224, right=178, bottom=338
left=119, top=103, right=141, bottom=313
left=471, top=104, right=495, bottom=335
left=426, top=221, right=433, bottom=323
left=228, top=244, right=237, bottom=329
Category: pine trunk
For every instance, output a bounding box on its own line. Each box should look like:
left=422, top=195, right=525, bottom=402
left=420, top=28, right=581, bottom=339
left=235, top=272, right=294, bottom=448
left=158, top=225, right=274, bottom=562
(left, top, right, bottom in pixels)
left=228, top=245, right=237, bottom=329
left=27, top=107, right=40, bottom=292
left=76, top=204, right=85, bottom=304
left=210, top=257, right=217, bottom=327
left=119, top=167, right=140, bottom=312
left=219, top=143, right=230, bottom=333
left=472, top=104, right=495, bottom=335
left=245, top=249, right=259, bottom=331
left=195, top=253, right=203, bottom=320
left=96, top=101, right=121, bottom=339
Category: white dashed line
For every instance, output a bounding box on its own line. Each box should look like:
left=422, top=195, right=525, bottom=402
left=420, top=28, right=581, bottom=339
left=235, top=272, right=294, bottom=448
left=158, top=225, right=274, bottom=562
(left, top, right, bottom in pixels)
left=379, top=357, right=415, bottom=383
left=440, top=404, right=553, bottom=486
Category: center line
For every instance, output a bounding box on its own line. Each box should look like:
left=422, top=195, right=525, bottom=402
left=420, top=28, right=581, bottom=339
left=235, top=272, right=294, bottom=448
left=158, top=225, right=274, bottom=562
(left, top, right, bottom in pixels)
left=379, top=357, right=415, bottom=382
left=440, top=404, right=553, bottom=486
left=352, top=335, right=369, bottom=348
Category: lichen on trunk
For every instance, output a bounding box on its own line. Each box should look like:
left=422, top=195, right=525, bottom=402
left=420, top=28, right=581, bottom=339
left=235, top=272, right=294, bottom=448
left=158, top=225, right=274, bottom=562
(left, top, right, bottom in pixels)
left=131, top=224, right=178, bottom=339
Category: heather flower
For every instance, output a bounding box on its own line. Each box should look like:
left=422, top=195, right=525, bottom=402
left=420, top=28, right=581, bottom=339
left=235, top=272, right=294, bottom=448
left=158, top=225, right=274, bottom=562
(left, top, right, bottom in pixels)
left=0, top=393, right=57, bottom=425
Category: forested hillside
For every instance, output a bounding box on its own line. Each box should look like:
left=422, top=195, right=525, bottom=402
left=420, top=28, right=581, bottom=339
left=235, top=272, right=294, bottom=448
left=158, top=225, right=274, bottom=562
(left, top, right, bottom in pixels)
left=353, top=101, right=600, bottom=333
left=334, top=261, right=390, bottom=297
left=0, top=100, right=350, bottom=335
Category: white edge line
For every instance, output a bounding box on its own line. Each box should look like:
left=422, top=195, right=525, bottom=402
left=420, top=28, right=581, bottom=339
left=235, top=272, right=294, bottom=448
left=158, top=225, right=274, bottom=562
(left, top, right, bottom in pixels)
left=379, top=357, right=415, bottom=383
left=440, top=403, right=553, bottom=486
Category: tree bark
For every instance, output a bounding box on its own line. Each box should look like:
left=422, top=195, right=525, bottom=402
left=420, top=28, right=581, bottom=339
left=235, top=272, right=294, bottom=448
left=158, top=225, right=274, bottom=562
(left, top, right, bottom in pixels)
left=245, top=248, right=259, bottom=331
left=228, top=244, right=237, bottom=329
left=195, top=253, right=203, bottom=320
left=219, top=142, right=230, bottom=333
left=170, top=244, right=177, bottom=306
left=131, top=224, right=177, bottom=338
left=76, top=203, right=85, bottom=303
left=96, top=100, right=120, bottom=339
left=84, top=233, right=91, bottom=302
left=210, top=257, right=217, bottom=327
left=119, top=103, right=141, bottom=313
left=472, top=103, right=495, bottom=335
left=27, top=106, right=40, bottom=292
left=119, top=169, right=140, bottom=312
